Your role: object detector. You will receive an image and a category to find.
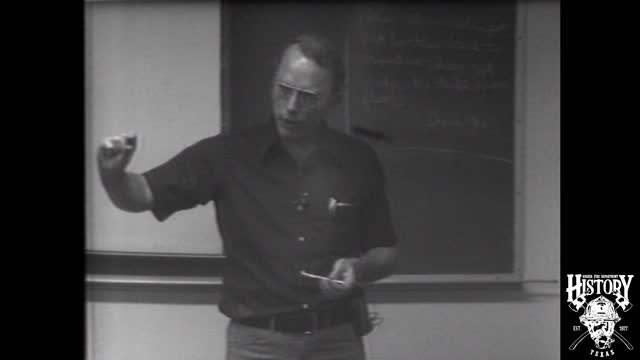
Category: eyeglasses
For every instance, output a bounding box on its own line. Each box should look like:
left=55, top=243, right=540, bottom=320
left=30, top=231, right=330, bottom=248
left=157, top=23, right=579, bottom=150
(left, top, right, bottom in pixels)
left=276, top=82, right=322, bottom=109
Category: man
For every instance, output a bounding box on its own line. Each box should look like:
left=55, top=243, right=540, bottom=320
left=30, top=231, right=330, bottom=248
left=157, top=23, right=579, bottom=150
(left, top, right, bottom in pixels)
left=97, top=34, right=397, bottom=360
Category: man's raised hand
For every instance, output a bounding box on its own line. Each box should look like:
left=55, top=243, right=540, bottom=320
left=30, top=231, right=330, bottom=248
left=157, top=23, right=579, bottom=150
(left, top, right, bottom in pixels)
left=97, top=133, right=138, bottom=174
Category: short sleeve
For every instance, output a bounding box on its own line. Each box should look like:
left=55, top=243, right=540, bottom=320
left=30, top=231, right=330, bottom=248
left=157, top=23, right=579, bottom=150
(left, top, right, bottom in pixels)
left=359, top=147, right=398, bottom=251
left=142, top=137, right=224, bottom=222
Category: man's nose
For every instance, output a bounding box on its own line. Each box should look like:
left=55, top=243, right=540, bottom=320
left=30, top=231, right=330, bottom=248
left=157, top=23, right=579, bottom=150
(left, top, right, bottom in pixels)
left=286, top=91, right=300, bottom=113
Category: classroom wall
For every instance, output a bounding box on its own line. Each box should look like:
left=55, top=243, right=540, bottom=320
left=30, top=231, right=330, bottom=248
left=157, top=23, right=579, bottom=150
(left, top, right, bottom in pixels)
left=85, top=0, right=223, bottom=254
left=86, top=1, right=560, bottom=359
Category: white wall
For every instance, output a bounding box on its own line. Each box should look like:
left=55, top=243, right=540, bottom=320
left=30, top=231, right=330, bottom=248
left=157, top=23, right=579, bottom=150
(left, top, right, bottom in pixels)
left=86, top=1, right=560, bottom=359
left=85, top=0, right=223, bottom=254
left=365, top=294, right=559, bottom=360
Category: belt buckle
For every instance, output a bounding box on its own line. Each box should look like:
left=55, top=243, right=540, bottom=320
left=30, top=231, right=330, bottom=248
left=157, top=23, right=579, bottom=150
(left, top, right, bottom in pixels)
left=270, top=310, right=318, bottom=334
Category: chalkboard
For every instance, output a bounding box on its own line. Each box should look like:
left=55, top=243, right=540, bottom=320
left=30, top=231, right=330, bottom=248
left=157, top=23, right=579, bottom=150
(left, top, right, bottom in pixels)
left=346, top=2, right=519, bottom=277
left=87, top=1, right=521, bottom=282
left=225, top=1, right=520, bottom=279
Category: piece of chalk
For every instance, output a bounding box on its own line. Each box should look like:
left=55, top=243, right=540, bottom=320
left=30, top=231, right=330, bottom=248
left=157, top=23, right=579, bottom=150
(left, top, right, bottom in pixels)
left=300, top=270, right=346, bottom=285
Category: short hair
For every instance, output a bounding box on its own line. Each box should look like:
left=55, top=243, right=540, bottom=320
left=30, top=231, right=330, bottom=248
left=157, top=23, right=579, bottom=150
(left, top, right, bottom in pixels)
left=283, top=33, right=345, bottom=95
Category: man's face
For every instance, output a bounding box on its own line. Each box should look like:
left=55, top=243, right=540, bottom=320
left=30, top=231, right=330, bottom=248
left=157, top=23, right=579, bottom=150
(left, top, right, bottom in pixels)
left=272, top=45, right=334, bottom=141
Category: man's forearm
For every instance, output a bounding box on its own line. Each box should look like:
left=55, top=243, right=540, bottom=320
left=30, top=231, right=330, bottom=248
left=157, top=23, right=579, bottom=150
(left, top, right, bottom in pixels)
left=99, top=171, right=154, bottom=213
left=352, top=247, right=398, bottom=284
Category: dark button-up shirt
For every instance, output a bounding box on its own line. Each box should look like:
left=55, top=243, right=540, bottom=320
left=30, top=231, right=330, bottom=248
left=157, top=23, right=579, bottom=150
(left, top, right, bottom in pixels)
left=143, top=122, right=397, bottom=318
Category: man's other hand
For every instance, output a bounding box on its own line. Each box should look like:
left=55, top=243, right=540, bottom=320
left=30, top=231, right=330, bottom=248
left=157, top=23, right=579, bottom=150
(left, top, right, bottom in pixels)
left=319, top=258, right=359, bottom=300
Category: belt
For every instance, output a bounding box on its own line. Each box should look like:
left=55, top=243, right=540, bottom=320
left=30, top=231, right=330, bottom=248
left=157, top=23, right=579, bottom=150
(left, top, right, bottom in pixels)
left=234, top=302, right=354, bottom=334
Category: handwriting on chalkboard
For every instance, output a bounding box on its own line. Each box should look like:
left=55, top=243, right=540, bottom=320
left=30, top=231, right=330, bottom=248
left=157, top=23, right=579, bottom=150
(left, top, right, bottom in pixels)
left=361, top=6, right=511, bottom=35
left=364, top=71, right=508, bottom=95
left=350, top=2, right=515, bottom=159
left=363, top=56, right=507, bottom=79
left=363, top=32, right=503, bottom=53
left=356, top=107, right=494, bottom=132
left=421, top=112, right=490, bottom=130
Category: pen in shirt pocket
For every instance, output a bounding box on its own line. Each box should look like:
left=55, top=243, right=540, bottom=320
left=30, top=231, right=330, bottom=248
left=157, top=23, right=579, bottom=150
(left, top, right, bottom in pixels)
left=328, top=197, right=353, bottom=215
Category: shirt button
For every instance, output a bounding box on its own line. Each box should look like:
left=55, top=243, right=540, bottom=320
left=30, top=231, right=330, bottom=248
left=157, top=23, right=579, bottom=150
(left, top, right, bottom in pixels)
left=297, top=236, right=305, bottom=242
left=301, top=303, right=310, bottom=309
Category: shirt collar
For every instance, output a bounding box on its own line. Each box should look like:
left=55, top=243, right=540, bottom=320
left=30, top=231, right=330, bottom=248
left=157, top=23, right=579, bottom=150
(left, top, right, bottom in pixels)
left=253, top=118, right=344, bottom=169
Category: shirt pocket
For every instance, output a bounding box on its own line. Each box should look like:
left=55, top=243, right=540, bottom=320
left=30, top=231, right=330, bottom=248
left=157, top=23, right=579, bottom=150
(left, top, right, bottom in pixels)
left=328, top=195, right=362, bottom=254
